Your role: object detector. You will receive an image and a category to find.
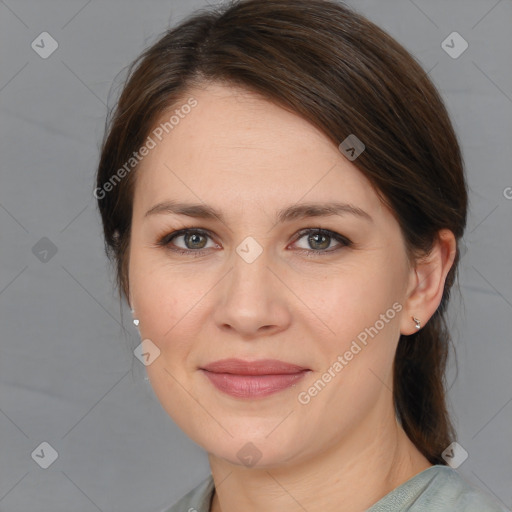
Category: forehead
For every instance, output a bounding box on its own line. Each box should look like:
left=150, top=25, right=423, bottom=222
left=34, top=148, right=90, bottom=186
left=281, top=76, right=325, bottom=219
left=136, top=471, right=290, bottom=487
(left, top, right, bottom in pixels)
left=133, top=82, right=382, bottom=217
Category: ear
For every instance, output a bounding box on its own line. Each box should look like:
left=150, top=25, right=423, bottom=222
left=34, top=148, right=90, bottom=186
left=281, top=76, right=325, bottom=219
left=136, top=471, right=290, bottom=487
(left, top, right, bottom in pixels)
left=400, top=229, right=457, bottom=335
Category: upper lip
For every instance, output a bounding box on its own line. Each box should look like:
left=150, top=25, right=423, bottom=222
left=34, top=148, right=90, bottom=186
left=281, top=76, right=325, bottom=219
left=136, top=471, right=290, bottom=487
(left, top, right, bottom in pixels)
left=200, top=358, right=309, bottom=375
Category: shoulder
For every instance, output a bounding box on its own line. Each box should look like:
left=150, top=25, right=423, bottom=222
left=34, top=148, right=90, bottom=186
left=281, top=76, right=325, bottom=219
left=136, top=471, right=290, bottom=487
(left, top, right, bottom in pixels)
left=368, top=465, right=509, bottom=512
left=161, top=475, right=215, bottom=512
left=432, top=466, right=509, bottom=511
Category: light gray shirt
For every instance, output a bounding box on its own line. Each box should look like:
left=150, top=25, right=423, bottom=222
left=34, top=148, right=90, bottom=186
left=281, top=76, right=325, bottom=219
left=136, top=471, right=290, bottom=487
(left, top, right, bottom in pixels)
left=162, top=465, right=509, bottom=511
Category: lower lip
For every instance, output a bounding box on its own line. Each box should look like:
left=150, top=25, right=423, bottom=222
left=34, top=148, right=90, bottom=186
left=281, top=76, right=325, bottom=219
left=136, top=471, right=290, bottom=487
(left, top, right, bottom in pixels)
left=201, top=370, right=309, bottom=398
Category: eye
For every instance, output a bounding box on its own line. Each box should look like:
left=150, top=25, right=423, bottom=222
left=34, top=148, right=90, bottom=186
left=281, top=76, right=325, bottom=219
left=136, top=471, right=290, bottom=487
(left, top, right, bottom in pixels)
left=156, top=228, right=218, bottom=256
left=156, top=227, right=352, bottom=257
left=291, top=228, right=352, bottom=256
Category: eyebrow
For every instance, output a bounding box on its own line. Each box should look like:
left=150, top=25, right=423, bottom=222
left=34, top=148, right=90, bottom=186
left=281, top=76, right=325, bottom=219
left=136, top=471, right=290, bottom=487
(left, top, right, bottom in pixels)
left=144, top=200, right=373, bottom=224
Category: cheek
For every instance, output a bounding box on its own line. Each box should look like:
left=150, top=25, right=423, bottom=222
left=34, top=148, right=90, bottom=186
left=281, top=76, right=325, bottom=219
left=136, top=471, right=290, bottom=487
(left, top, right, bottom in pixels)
left=130, top=257, right=212, bottom=371
left=296, top=273, right=403, bottom=407
left=131, top=263, right=202, bottom=426
left=305, top=268, right=395, bottom=331
left=302, top=266, right=404, bottom=382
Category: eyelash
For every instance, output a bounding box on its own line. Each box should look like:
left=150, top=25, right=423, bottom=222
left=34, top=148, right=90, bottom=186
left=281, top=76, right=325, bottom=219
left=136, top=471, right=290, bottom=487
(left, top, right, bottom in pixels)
left=155, top=227, right=352, bottom=258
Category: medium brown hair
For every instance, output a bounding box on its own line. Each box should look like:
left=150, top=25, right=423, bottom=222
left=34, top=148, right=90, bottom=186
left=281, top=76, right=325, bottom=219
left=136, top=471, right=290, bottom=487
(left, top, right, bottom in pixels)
left=96, top=0, right=467, bottom=465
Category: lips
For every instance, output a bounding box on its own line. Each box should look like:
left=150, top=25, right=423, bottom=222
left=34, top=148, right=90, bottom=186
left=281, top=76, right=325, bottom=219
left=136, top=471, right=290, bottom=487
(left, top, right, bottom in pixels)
left=200, top=358, right=310, bottom=398
left=201, top=358, right=309, bottom=375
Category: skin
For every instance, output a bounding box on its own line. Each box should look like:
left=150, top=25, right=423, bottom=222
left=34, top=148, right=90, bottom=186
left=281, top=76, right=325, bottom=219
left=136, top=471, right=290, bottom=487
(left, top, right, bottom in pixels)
left=128, top=82, right=456, bottom=512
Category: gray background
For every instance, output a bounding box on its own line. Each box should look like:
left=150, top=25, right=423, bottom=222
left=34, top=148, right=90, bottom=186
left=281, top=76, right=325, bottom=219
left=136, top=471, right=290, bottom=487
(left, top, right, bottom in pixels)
left=0, top=0, right=511, bottom=511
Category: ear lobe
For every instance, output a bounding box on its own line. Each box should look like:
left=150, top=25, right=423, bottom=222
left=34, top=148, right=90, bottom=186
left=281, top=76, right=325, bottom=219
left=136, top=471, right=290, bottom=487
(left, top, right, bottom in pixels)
left=400, top=229, right=457, bottom=335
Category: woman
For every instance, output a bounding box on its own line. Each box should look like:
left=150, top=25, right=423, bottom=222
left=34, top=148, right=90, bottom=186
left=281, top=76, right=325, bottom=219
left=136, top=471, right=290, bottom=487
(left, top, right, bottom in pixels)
left=95, top=0, right=507, bottom=510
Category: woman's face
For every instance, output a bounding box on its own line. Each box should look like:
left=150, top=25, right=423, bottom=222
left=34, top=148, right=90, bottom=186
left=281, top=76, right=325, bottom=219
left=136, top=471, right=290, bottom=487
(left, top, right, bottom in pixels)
left=128, top=82, right=417, bottom=467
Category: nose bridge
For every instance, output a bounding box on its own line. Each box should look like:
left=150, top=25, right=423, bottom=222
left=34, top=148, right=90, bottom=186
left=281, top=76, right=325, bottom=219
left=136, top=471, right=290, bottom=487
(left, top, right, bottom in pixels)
left=230, top=234, right=272, bottom=293
left=212, top=233, right=290, bottom=334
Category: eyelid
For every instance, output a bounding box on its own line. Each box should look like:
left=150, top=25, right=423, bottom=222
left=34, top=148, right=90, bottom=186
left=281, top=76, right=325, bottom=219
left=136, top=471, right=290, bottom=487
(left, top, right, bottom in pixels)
left=292, top=227, right=352, bottom=249
left=156, top=227, right=352, bottom=255
left=156, top=228, right=218, bottom=250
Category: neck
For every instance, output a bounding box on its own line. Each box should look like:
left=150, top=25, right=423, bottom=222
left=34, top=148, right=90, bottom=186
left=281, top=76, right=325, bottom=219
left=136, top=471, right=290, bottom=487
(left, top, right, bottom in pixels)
left=208, top=409, right=431, bottom=512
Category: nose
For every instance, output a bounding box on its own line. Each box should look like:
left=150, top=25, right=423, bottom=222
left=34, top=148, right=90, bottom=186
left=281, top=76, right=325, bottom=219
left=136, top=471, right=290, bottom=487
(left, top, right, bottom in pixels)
left=212, top=244, right=292, bottom=339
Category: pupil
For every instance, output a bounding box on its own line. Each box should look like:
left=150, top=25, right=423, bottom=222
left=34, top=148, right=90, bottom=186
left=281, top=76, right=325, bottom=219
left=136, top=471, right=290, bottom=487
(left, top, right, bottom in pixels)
left=311, top=233, right=329, bottom=250
left=188, top=233, right=205, bottom=249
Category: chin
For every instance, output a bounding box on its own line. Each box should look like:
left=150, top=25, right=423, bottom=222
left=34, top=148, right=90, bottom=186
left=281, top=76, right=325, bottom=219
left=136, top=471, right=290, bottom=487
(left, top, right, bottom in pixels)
left=195, top=422, right=307, bottom=469
left=207, top=440, right=295, bottom=469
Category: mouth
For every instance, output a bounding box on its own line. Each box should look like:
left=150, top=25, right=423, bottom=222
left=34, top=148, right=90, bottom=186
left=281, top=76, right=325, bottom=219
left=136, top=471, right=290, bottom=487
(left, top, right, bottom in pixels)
left=199, top=358, right=311, bottom=399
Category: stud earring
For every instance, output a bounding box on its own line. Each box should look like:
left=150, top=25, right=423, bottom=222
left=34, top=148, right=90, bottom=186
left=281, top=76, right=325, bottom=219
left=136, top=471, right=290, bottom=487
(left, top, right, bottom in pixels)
left=412, top=316, right=421, bottom=330
left=131, top=309, right=139, bottom=327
